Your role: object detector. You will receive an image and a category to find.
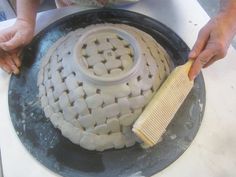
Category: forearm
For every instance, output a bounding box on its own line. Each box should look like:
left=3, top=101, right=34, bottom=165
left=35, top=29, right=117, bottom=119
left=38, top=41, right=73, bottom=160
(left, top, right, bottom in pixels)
left=16, top=0, right=40, bottom=26
left=218, top=0, right=236, bottom=35
left=219, top=0, right=236, bottom=20
left=220, top=0, right=236, bottom=12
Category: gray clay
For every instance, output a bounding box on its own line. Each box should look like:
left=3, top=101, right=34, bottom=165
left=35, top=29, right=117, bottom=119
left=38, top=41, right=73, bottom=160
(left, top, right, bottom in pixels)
left=37, top=24, right=172, bottom=151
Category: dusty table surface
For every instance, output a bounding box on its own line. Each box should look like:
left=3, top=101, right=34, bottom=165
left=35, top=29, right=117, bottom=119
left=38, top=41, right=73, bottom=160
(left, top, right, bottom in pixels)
left=0, top=0, right=236, bottom=177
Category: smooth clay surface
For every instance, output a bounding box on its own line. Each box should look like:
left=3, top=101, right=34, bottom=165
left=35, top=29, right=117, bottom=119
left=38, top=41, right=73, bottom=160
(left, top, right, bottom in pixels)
left=37, top=23, right=172, bottom=151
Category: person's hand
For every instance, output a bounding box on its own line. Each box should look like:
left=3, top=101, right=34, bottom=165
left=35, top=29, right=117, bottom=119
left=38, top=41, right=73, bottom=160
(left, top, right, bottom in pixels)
left=0, top=18, right=34, bottom=74
left=188, top=11, right=236, bottom=80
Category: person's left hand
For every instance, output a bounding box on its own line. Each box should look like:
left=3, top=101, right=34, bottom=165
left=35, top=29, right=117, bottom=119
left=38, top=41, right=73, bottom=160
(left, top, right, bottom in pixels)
left=0, top=18, right=35, bottom=74
left=188, top=11, right=236, bottom=80
left=0, top=48, right=21, bottom=74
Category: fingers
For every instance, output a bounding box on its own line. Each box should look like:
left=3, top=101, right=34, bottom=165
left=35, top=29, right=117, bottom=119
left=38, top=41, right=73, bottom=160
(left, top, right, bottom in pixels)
left=4, top=54, right=20, bottom=74
left=203, top=55, right=220, bottom=68
left=0, top=38, right=22, bottom=74
left=188, top=48, right=215, bottom=80
left=188, top=26, right=211, bottom=58
left=0, top=32, right=25, bottom=51
left=0, top=28, right=14, bottom=43
left=188, top=12, right=235, bottom=80
left=0, top=51, right=21, bottom=74
left=11, top=52, right=21, bottom=68
left=0, top=58, right=11, bottom=74
left=188, top=37, right=228, bottom=80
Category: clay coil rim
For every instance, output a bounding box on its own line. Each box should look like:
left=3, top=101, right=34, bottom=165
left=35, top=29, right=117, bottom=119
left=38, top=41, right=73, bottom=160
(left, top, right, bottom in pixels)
left=73, top=26, right=143, bottom=85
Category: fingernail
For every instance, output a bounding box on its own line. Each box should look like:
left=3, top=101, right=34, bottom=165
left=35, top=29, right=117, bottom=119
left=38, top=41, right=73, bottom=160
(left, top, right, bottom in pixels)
left=188, top=72, right=196, bottom=81
left=13, top=69, right=20, bottom=75
left=12, top=66, right=20, bottom=75
left=189, top=51, right=196, bottom=58
left=192, top=74, right=197, bottom=80
left=10, top=64, right=17, bottom=72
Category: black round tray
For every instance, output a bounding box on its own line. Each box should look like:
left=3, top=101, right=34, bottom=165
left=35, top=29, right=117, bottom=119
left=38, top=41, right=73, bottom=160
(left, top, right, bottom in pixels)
left=8, top=9, right=205, bottom=177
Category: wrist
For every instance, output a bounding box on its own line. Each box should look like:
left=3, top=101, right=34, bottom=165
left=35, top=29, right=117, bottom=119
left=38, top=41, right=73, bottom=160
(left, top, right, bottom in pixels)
left=219, top=0, right=236, bottom=21
left=220, top=0, right=236, bottom=12
left=218, top=5, right=236, bottom=34
left=15, top=17, right=35, bottom=28
left=16, top=0, right=39, bottom=29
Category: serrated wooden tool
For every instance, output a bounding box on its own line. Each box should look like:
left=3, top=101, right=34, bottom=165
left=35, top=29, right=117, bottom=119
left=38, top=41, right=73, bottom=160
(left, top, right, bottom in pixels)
left=132, top=60, right=194, bottom=148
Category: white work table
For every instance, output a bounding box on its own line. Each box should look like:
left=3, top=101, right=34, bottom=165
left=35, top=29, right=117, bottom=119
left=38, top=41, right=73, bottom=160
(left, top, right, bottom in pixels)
left=1, top=0, right=236, bottom=176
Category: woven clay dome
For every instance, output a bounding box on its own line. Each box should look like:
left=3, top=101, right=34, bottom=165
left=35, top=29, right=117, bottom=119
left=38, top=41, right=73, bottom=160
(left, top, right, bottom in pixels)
left=37, top=24, right=172, bottom=151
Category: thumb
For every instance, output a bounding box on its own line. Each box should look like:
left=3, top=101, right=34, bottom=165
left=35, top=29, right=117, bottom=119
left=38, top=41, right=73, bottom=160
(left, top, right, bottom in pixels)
left=0, top=32, right=25, bottom=51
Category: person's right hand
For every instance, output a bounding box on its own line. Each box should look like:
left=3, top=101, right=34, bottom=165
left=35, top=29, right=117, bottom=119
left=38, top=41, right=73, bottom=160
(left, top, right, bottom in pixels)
left=0, top=18, right=35, bottom=74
